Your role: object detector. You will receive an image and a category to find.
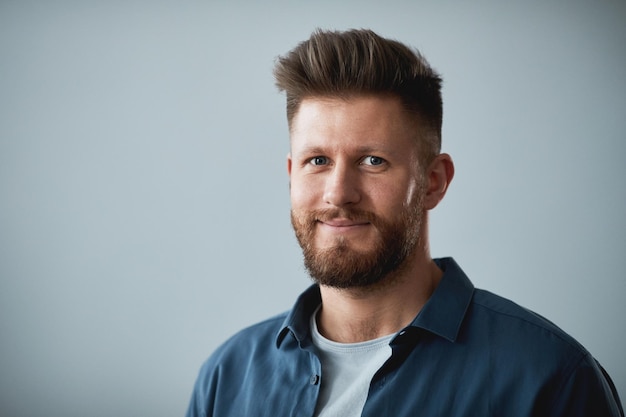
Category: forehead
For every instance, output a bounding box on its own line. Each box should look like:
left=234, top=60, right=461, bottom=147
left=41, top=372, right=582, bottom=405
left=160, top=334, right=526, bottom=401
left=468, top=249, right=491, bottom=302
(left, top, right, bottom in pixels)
left=290, top=95, right=417, bottom=152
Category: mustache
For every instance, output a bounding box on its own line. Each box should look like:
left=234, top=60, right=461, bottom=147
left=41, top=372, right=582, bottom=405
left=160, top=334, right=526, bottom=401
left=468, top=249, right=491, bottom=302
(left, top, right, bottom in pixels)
left=306, top=208, right=380, bottom=224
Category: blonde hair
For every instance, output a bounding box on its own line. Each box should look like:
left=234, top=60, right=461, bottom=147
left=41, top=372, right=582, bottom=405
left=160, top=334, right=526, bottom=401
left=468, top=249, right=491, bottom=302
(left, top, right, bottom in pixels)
left=274, top=28, right=443, bottom=163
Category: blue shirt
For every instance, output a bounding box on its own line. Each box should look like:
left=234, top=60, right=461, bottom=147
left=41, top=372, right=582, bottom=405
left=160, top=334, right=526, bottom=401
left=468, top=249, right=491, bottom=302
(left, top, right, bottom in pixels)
left=186, top=258, right=623, bottom=416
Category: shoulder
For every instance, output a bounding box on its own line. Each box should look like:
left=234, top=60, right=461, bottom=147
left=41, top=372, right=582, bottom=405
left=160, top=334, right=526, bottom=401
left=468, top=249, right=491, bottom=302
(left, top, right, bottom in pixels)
left=466, top=288, right=589, bottom=372
left=473, top=289, right=583, bottom=344
left=186, top=312, right=290, bottom=416
left=187, top=312, right=288, bottom=409
left=462, top=290, right=625, bottom=414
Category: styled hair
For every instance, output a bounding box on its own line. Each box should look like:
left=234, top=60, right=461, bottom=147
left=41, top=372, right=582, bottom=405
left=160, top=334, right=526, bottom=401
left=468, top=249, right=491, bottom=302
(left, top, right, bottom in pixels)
left=273, top=28, right=443, bottom=163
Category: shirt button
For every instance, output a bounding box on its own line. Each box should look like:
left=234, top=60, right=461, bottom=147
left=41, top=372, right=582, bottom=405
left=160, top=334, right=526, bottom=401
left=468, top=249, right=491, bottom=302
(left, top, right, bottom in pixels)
left=310, top=374, right=320, bottom=385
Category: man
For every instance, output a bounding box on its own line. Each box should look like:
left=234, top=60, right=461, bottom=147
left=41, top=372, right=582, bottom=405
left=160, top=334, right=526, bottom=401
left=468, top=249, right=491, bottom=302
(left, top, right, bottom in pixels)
left=186, top=29, right=623, bottom=416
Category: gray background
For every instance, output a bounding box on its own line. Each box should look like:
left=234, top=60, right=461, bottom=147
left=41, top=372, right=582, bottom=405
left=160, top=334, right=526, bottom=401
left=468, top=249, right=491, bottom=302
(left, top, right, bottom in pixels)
left=1, top=1, right=624, bottom=416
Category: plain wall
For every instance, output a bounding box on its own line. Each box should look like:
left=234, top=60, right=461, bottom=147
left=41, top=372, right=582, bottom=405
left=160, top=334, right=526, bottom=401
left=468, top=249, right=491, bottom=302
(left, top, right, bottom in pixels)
left=1, top=1, right=624, bottom=416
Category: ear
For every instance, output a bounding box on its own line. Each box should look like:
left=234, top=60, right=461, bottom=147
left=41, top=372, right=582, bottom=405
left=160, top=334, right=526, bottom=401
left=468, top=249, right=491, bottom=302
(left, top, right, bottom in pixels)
left=287, top=152, right=292, bottom=177
left=423, top=153, right=454, bottom=210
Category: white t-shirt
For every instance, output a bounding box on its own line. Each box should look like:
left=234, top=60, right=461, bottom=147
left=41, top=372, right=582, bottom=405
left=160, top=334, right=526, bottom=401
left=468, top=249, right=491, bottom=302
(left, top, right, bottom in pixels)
left=310, top=309, right=394, bottom=417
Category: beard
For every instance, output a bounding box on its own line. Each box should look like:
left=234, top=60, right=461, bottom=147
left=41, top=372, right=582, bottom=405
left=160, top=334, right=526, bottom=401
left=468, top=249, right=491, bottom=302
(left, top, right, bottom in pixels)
left=290, top=191, right=424, bottom=289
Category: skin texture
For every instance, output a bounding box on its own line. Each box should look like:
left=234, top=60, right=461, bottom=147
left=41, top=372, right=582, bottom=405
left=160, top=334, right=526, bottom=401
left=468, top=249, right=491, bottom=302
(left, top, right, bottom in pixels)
left=288, top=95, right=454, bottom=343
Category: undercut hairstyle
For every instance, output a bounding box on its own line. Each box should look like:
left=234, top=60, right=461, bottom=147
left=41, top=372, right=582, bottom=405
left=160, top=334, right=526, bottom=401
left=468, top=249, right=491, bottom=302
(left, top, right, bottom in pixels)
left=273, top=28, right=444, bottom=164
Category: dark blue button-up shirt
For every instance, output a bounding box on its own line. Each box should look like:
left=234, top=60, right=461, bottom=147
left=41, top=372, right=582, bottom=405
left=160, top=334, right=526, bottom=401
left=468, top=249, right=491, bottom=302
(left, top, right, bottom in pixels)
left=186, top=258, right=623, bottom=416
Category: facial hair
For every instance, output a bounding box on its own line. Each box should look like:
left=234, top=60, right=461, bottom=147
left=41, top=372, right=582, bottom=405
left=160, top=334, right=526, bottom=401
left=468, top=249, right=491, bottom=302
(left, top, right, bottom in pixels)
left=290, top=188, right=425, bottom=289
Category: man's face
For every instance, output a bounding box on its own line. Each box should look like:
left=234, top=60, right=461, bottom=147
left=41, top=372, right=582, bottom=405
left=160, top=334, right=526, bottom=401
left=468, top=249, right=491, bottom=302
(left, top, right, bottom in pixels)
left=288, top=95, right=427, bottom=289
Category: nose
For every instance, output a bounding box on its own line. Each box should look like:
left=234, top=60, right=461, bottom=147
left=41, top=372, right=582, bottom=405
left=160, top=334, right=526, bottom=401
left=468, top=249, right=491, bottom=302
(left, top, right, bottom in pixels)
left=323, top=164, right=361, bottom=207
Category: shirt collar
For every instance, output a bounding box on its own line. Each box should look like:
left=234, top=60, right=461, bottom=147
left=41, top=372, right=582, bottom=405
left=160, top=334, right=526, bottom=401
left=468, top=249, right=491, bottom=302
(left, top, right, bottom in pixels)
left=276, top=257, right=474, bottom=348
left=276, top=284, right=321, bottom=348
left=408, top=257, right=474, bottom=342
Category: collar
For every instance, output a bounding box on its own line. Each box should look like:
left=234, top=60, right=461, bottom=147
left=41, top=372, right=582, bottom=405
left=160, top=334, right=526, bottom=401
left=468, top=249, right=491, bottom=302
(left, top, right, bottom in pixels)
left=275, top=257, right=474, bottom=348
left=408, top=257, right=474, bottom=342
left=276, top=284, right=321, bottom=348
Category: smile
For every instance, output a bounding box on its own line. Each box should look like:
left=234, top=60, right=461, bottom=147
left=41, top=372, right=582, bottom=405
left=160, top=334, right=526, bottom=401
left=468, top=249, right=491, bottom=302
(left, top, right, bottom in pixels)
left=317, top=218, right=370, bottom=231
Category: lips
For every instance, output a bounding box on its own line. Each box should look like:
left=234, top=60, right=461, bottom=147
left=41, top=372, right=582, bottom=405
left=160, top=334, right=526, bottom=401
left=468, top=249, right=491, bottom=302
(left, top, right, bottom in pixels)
left=307, top=208, right=378, bottom=231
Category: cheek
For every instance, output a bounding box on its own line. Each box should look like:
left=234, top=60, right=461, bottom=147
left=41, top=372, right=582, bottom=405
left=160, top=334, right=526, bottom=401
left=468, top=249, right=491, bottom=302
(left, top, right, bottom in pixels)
left=369, top=175, right=407, bottom=199
left=372, top=176, right=422, bottom=212
left=290, top=176, right=317, bottom=208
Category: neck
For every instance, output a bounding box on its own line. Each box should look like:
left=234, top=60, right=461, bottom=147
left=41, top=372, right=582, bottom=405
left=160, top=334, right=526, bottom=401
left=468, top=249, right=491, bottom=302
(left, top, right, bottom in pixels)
left=316, top=252, right=442, bottom=343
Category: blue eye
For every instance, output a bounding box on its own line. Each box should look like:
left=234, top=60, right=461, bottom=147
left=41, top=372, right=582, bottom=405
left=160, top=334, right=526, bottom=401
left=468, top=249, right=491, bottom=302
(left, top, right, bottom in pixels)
left=309, top=156, right=328, bottom=166
left=362, top=156, right=385, bottom=166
